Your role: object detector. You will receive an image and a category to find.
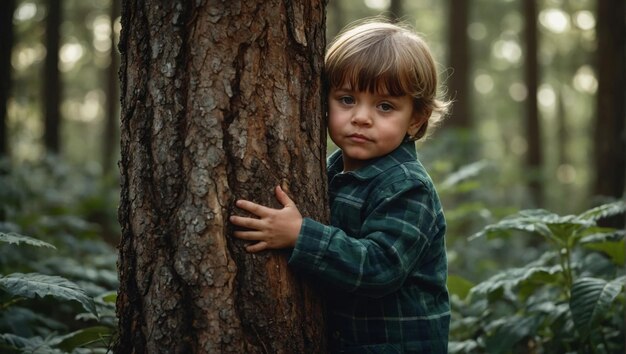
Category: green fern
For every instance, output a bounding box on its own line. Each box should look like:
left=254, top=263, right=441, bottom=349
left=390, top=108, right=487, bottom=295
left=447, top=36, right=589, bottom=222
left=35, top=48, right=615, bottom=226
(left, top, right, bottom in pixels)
left=0, top=232, right=56, bottom=249
left=0, top=273, right=98, bottom=317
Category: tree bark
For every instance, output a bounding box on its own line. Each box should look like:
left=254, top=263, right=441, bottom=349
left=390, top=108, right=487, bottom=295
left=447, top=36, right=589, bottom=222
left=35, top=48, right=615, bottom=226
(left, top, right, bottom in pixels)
left=0, top=0, right=15, bottom=157
left=594, top=0, right=625, bottom=226
left=44, top=0, right=61, bottom=154
left=116, top=1, right=327, bottom=353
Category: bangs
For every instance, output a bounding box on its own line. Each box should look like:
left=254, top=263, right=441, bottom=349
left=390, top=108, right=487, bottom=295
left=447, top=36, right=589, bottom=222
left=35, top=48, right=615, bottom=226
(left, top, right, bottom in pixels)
left=326, top=35, right=417, bottom=97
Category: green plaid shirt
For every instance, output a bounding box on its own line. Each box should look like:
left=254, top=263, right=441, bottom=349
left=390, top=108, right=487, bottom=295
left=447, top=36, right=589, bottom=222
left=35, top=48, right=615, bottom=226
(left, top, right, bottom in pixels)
left=289, top=141, right=449, bottom=353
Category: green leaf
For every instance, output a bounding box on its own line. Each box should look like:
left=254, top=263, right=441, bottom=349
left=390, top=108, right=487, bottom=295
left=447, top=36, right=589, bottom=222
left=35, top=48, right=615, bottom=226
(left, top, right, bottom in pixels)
left=0, top=231, right=56, bottom=249
left=98, top=290, right=117, bottom=304
left=0, top=273, right=98, bottom=317
left=56, top=326, right=113, bottom=351
left=570, top=276, right=625, bottom=338
left=448, top=274, right=475, bottom=300
left=485, top=315, right=540, bottom=354
left=448, top=340, right=480, bottom=354
left=469, top=258, right=562, bottom=300
left=582, top=239, right=625, bottom=266
left=578, top=200, right=626, bottom=222
left=441, top=160, right=489, bottom=189
left=470, top=210, right=555, bottom=241
left=470, top=209, right=595, bottom=246
left=0, top=333, right=62, bottom=353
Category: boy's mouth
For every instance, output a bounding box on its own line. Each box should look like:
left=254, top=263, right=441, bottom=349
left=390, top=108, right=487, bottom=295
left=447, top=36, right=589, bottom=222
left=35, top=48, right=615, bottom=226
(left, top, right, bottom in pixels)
left=347, top=133, right=373, bottom=143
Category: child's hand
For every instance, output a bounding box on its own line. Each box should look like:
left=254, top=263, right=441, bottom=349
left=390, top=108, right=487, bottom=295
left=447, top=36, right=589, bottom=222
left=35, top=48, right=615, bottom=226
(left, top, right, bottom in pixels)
left=230, top=186, right=302, bottom=253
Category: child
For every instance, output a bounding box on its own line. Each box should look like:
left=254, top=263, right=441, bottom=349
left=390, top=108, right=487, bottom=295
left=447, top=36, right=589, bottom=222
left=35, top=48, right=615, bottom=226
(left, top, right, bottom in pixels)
left=230, top=19, right=450, bottom=353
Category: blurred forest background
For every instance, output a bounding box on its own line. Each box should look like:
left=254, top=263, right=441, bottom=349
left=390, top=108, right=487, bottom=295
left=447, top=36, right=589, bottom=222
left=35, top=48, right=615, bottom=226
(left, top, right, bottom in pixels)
left=1, top=0, right=624, bottom=353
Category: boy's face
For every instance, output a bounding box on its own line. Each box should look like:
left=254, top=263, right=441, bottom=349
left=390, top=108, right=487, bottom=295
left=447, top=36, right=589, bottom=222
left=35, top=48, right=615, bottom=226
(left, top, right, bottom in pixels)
left=328, top=85, right=420, bottom=172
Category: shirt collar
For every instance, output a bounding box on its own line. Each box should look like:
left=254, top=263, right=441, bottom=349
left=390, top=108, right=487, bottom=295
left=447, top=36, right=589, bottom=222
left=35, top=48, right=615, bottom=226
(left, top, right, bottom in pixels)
left=327, top=141, right=418, bottom=180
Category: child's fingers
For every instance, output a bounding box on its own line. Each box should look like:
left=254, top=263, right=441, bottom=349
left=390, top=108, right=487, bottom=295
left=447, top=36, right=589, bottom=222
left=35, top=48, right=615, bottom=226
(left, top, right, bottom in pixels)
left=232, top=230, right=264, bottom=241
left=275, top=186, right=295, bottom=207
left=235, top=199, right=271, bottom=216
left=230, top=215, right=264, bottom=230
left=246, top=241, right=268, bottom=253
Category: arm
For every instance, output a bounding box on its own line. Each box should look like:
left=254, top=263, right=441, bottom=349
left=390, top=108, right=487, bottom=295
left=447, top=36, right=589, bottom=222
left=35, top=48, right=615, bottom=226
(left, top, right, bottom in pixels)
left=289, top=179, right=441, bottom=298
left=229, top=186, right=303, bottom=253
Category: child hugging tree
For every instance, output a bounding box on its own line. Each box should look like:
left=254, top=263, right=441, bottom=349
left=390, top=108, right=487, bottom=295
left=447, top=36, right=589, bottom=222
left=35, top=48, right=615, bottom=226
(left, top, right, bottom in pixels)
left=230, top=19, right=451, bottom=353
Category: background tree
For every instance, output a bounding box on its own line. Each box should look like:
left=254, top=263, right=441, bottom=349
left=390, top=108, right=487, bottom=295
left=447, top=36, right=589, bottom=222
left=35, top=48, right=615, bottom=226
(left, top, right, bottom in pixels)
left=0, top=0, right=15, bottom=157
left=523, top=0, right=543, bottom=206
left=116, top=1, right=327, bottom=352
left=43, top=0, right=61, bottom=154
left=389, top=0, right=403, bottom=21
left=594, top=0, right=625, bottom=227
left=102, top=0, right=120, bottom=176
left=446, top=0, right=471, bottom=129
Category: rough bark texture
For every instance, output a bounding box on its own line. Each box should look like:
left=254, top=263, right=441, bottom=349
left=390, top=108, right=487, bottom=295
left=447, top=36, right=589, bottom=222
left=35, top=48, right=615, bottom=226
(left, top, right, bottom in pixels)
left=116, top=1, right=327, bottom=353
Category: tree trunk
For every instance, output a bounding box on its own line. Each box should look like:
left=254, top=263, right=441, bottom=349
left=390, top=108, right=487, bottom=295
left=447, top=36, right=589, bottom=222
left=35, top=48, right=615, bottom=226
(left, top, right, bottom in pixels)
left=523, top=0, right=543, bottom=207
left=102, top=0, right=120, bottom=175
left=594, top=0, right=625, bottom=226
left=44, top=0, right=61, bottom=154
left=446, top=0, right=470, bottom=128
left=116, top=1, right=327, bottom=353
left=389, top=0, right=403, bottom=21
left=0, top=0, right=15, bottom=157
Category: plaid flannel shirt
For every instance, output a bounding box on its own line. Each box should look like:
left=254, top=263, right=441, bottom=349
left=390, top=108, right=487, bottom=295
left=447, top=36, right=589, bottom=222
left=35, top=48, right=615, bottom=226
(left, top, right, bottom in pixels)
left=289, top=141, right=450, bottom=353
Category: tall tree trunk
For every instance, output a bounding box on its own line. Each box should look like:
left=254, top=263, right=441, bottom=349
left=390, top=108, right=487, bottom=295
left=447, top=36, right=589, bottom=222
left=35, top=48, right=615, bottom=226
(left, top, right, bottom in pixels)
left=446, top=0, right=470, bottom=128
left=594, top=0, right=625, bottom=226
left=0, top=0, right=15, bottom=157
left=327, top=0, right=344, bottom=38
left=116, top=1, right=327, bottom=353
left=102, top=0, right=120, bottom=175
left=44, top=0, right=61, bottom=154
left=523, top=0, right=543, bottom=207
left=389, top=0, right=403, bottom=21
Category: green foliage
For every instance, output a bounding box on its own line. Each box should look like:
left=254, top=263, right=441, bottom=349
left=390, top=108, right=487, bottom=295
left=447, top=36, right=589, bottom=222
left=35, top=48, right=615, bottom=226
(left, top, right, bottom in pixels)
left=449, top=200, right=626, bottom=354
left=0, top=273, right=97, bottom=317
left=0, top=158, right=118, bottom=353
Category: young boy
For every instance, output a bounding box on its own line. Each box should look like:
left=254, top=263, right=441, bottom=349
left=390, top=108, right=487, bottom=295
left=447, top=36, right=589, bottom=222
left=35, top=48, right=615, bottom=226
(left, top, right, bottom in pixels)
left=230, top=20, right=450, bottom=353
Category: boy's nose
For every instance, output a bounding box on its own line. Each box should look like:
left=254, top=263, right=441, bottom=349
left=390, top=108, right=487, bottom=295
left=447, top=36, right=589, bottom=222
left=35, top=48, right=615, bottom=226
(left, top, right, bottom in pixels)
left=351, top=106, right=373, bottom=126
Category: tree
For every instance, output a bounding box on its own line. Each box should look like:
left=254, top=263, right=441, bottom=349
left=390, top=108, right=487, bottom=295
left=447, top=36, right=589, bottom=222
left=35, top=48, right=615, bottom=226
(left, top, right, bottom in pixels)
left=0, top=0, right=15, bottom=157
left=115, top=1, right=328, bottom=352
left=389, top=0, right=403, bottom=21
left=44, top=0, right=61, bottom=154
left=523, top=0, right=543, bottom=207
left=102, top=0, right=120, bottom=176
left=594, top=0, right=625, bottom=227
left=446, top=0, right=471, bottom=128
left=0, top=0, right=15, bottom=156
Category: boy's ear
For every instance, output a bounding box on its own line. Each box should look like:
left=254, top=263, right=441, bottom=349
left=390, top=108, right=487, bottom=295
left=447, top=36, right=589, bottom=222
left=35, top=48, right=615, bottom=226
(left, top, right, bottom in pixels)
left=408, top=109, right=430, bottom=137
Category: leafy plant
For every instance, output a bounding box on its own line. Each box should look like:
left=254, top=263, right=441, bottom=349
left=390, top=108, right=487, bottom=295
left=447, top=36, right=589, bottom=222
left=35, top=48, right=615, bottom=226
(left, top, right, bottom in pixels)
left=448, top=200, right=626, bottom=354
left=0, top=232, right=115, bottom=353
left=0, top=158, right=119, bottom=353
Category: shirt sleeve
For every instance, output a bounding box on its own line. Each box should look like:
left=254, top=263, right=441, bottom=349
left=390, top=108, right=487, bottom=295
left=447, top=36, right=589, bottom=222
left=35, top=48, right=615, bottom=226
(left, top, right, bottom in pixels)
left=288, top=178, right=441, bottom=298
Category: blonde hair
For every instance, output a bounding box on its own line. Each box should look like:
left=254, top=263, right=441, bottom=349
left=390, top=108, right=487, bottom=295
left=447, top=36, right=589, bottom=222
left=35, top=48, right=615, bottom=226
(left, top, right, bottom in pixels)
left=325, top=19, right=450, bottom=140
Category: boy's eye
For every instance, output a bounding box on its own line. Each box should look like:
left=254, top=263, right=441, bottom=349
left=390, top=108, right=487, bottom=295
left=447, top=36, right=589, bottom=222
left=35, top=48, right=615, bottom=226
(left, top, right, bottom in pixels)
left=378, top=103, right=394, bottom=112
left=339, top=96, right=355, bottom=105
